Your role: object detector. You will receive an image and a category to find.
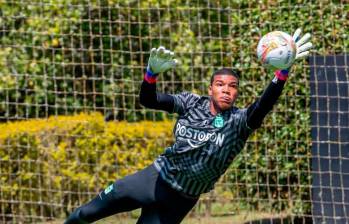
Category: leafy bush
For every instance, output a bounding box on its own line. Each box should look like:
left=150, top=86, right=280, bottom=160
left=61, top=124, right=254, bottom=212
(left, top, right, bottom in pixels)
left=0, top=112, right=311, bottom=222
left=1, top=0, right=347, bottom=222
left=0, top=113, right=173, bottom=221
left=0, top=1, right=347, bottom=120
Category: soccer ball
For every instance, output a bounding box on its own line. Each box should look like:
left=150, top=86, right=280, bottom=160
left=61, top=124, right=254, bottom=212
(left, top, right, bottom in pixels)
left=257, top=31, right=297, bottom=70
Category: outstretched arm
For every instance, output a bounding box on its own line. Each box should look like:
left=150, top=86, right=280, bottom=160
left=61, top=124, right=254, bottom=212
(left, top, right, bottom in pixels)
left=139, top=46, right=177, bottom=113
left=139, top=79, right=174, bottom=113
left=247, top=28, right=313, bottom=129
left=246, top=74, right=286, bottom=129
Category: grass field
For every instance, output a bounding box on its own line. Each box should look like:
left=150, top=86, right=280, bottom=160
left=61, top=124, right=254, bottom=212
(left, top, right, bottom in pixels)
left=46, top=210, right=292, bottom=224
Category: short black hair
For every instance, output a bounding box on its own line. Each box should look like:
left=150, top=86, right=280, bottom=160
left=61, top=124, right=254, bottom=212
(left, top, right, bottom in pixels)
left=210, top=68, right=240, bottom=85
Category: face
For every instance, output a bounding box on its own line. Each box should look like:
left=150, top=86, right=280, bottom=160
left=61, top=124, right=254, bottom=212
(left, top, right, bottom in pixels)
left=208, top=74, right=239, bottom=112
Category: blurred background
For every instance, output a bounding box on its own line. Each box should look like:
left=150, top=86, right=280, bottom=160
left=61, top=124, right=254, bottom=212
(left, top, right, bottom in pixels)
left=0, top=0, right=348, bottom=223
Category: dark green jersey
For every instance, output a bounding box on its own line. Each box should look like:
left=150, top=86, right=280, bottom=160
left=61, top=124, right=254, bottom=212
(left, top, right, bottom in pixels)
left=140, top=77, right=286, bottom=197
left=154, top=92, right=253, bottom=196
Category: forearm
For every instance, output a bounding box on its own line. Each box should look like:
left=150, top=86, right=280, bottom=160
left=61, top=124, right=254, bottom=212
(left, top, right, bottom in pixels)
left=247, top=77, right=286, bottom=129
left=247, top=27, right=313, bottom=129
left=140, top=46, right=177, bottom=112
left=139, top=78, right=174, bottom=113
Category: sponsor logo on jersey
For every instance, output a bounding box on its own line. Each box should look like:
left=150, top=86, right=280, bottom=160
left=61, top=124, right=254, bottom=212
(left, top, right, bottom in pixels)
left=175, top=122, right=225, bottom=148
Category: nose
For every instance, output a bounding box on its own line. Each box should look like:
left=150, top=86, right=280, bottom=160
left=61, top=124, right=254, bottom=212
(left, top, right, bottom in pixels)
left=222, top=85, right=230, bottom=93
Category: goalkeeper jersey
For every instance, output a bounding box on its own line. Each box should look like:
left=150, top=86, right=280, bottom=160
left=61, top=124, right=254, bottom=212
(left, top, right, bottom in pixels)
left=140, top=77, right=285, bottom=197
left=153, top=92, right=253, bottom=196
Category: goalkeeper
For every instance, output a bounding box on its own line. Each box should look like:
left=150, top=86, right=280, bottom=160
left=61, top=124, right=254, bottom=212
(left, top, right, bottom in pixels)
left=65, top=28, right=312, bottom=224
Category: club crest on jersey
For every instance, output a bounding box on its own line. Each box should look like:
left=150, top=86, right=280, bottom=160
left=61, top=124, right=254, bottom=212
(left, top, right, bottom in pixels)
left=213, top=115, right=224, bottom=128
left=175, top=122, right=225, bottom=148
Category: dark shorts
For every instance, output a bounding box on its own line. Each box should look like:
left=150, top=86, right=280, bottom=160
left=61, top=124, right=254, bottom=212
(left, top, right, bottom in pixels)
left=66, top=164, right=199, bottom=224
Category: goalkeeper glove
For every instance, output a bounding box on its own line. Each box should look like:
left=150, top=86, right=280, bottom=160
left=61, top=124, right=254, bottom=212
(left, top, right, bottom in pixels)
left=275, top=28, right=313, bottom=81
left=145, top=46, right=178, bottom=83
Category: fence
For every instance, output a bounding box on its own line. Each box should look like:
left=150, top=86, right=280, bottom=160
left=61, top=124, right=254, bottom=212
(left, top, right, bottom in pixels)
left=0, top=0, right=348, bottom=223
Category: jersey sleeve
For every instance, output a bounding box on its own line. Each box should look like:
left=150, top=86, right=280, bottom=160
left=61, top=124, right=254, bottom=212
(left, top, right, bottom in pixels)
left=236, top=108, right=254, bottom=139
left=246, top=78, right=286, bottom=129
left=171, top=92, right=200, bottom=115
left=139, top=80, right=175, bottom=113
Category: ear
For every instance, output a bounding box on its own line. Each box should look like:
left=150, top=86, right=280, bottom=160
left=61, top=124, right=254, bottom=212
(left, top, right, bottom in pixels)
left=208, top=85, right=212, bottom=96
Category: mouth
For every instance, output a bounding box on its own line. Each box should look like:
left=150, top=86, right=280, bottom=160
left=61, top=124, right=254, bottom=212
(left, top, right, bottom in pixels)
left=220, top=97, right=232, bottom=104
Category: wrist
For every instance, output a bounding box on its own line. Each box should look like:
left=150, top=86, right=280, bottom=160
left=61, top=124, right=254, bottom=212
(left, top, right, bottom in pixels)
left=274, top=69, right=289, bottom=81
left=144, top=67, right=158, bottom=84
left=144, top=69, right=157, bottom=84
left=144, top=74, right=157, bottom=84
left=146, top=66, right=157, bottom=76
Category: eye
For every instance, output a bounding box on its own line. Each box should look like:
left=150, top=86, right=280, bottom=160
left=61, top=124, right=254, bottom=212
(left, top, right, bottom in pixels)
left=229, top=84, right=238, bottom=88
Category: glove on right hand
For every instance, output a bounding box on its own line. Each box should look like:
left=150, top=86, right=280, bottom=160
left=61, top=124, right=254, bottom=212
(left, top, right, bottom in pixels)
left=147, top=46, right=178, bottom=75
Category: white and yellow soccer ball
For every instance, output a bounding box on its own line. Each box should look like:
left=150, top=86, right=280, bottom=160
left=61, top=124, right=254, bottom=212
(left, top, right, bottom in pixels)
left=257, top=31, right=297, bottom=70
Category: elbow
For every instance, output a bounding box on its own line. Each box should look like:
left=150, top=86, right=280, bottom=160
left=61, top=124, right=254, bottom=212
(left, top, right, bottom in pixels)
left=139, top=93, right=156, bottom=109
left=247, top=119, right=262, bottom=130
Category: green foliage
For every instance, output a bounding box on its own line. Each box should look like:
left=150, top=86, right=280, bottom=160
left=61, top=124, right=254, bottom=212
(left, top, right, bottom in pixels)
left=0, top=113, right=173, bottom=221
left=0, top=0, right=347, bottom=221
left=0, top=112, right=311, bottom=221
left=0, top=0, right=347, bottom=120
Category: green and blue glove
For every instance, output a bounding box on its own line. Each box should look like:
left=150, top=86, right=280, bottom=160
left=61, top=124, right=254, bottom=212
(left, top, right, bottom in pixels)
left=144, top=46, right=178, bottom=83
left=275, top=28, right=313, bottom=81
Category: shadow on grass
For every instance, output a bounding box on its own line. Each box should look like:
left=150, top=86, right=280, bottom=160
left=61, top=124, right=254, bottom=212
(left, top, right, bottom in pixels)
left=245, top=216, right=312, bottom=224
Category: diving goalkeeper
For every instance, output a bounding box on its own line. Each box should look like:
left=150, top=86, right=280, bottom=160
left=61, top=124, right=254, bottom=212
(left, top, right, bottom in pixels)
left=65, top=28, right=312, bottom=224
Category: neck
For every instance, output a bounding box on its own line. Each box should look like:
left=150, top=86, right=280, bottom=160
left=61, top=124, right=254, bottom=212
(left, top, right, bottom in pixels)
left=209, top=100, right=221, bottom=116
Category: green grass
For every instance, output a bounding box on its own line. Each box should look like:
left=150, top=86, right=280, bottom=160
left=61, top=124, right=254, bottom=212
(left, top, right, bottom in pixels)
left=44, top=201, right=293, bottom=223
left=46, top=210, right=290, bottom=224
